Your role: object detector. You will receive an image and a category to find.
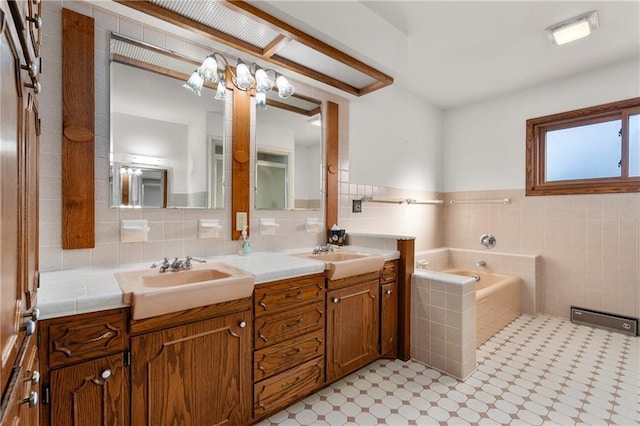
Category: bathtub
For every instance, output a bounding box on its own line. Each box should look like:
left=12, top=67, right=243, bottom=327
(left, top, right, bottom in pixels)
left=443, top=268, right=522, bottom=347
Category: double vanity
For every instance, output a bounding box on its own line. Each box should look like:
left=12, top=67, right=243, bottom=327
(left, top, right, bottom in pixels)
left=37, top=247, right=399, bottom=425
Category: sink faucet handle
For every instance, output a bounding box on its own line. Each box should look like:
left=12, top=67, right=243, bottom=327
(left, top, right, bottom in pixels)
left=185, top=255, right=206, bottom=263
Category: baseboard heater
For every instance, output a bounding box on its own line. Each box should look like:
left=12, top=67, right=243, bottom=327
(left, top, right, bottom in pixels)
left=571, top=306, right=638, bottom=336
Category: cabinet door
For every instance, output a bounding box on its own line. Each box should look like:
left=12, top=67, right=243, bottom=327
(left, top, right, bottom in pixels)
left=0, top=3, right=25, bottom=392
left=49, top=353, right=126, bottom=426
left=326, top=279, right=379, bottom=382
left=380, top=281, right=398, bottom=357
left=131, top=311, right=252, bottom=426
left=22, top=93, right=39, bottom=311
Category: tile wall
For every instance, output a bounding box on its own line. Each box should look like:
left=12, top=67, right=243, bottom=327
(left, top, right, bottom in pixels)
left=411, top=270, right=477, bottom=380
left=443, top=189, right=640, bottom=320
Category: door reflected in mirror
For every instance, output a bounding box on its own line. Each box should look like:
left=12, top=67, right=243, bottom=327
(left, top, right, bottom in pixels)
left=255, top=94, right=322, bottom=210
left=109, top=34, right=226, bottom=209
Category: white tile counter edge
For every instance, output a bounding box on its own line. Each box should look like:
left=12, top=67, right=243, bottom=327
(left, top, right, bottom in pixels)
left=38, top=247, right=400, bottom=319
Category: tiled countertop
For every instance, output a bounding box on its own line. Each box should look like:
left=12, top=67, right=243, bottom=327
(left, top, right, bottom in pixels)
left=38, top=246, right=399, bottom=320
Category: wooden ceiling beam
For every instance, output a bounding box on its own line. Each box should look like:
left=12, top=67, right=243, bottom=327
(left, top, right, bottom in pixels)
left=114, top=0, right=393, bottom=96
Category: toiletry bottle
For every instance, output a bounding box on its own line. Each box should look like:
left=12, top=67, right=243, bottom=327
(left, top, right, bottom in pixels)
left=240, top=226, right=251, bottom=255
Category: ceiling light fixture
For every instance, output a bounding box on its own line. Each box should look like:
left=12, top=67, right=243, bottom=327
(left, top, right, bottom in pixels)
left=184, top=52, right=295, bottom=102
left=546, top=10, right=599, bottom=46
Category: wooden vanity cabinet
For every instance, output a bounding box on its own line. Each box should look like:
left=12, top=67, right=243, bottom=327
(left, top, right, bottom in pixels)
left=253, top=273, right=325, bottom=420
left=326, top=271, right=380, bottom=383
left=38, top=308, right=129, bottom=426
left=129, top=298, right=252, bottom=426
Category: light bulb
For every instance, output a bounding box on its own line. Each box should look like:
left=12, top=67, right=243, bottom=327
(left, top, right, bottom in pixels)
left=183, top=71, right=204, bottom=96
left=256, top=92, right=267, bottom=109
left=276, top=74, right=294, bottom=99
left=215, top=73, right=226, bottom=101
left=197, top=55, right=218, bottom=83
left=235, top=61, right=255, bottom=91
left=255, top=68, right=274, bottom=93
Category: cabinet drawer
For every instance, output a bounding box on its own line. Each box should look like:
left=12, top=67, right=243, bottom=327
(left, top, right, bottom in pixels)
left=255, top=302, right=324, bottom=349
left=254, top=357, right=324, bottom=419
left=381, top=260, right=398, bottom=284
left=254, top=329, right=324, bottom=381
left=254, top=274, right=324, bottom=316
left=48, top=312, right=126, bottom=368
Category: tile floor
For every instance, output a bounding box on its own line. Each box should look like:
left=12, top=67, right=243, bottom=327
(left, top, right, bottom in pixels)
left=256, top=315, right=640, bottom=425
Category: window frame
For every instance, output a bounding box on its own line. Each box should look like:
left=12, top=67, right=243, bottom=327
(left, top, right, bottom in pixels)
left=526, top=97, right=640, bottom=196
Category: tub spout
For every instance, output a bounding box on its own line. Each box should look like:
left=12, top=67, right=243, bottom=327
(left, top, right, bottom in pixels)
left=476, top=260, right=487, bottom=268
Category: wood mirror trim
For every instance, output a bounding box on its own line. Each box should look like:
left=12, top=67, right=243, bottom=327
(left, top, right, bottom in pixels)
left=62, top=8, right=95, bottom=249
left=231, top=87, right=251, bottom=240
left=325, top=102, right=339, bottom=233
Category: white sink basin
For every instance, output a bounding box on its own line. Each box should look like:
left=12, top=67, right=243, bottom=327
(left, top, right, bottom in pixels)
left=299, top=251, right=385, bottom=280
left=115, top=262, right=255, bottom=319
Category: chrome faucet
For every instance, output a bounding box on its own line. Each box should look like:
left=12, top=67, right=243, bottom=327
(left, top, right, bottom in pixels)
left=151, top=255, right=206, bottom=272
left=312, top=245, right=335, bottom=254
left=476, top=260, right=487, bottom=268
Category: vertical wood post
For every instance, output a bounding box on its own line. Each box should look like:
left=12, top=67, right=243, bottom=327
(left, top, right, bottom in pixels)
left=62, top=9, right=95, bottom=248
left=325, top=102, right=339, bottom=234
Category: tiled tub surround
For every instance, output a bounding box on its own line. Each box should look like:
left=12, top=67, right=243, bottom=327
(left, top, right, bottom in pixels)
left=415, top=248, right=539, bottom=316
left=411, top=270, right=476, bottom=380
left=443, top=189, right=640, bottom=321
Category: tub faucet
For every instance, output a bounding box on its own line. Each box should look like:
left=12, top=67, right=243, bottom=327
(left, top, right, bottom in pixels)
left=476, top=260, right=487, bottom=268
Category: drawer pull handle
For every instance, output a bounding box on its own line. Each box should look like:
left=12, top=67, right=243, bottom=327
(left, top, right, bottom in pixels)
left=332, top=297, right=339, bottom=304
left=25, top=370, right=40, bottom=385
left=239, top=321, right=247, bottom=328
left=21, top=391, right=38, bottom=408
left=101, top=369, right=111, bottom=380
left=67, top=331, right=115, bottom=346
left=281, top=375, right=302, bottom=389
left=282, top=347, right=303, bottom=358
left=282, top=290, right=304, bottom=300
left=282, top=319, right=303, bottom=329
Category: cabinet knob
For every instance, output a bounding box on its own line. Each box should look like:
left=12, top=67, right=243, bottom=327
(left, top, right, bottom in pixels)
left=101, top=369, right=111, bottom=380
left=20, top=391, right=38, bottom=408
left=386, top=290, right=392, bottom=295
left=20, top=320, right=36, bottom=336
left=25, top=370, right=40, bottom=385
left=239, top=321, right=246, bottom=328
left=22, top=308, right=40, bottom=321
left=332, top=297, right=339, bottom=304
left=24, top=79, right=41, bottom=94
left=26, top=14, right=42, bottom=29
left=21, top=62, right=39, bottom=78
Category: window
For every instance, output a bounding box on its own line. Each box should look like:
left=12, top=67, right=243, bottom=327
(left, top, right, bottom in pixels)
left=526, top=97, right=640, bottom=195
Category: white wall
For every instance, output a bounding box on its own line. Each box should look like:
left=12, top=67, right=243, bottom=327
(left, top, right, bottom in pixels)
left=349, top=85, right=443, bottom=192
left=443, top=57, right=640, bottom=192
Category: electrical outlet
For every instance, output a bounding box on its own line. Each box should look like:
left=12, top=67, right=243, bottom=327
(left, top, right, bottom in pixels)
left=236, top=212, right=247, bottom=231
left=352, top=199, right=362, bottom=213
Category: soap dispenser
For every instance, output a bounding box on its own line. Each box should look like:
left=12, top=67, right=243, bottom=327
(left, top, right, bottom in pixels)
left=239, top=226, right=251, bottom=255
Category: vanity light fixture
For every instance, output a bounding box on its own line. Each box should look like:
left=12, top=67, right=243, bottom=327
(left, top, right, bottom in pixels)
left=546, top=10, right=599, bottom=45
left=184, top=52, right=295, bottom=101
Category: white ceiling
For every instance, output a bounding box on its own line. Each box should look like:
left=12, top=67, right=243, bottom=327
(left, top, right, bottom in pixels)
left=251, top=1, right=640, bottom=109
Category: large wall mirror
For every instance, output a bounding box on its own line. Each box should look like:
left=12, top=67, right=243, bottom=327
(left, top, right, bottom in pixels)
left=109, top=34, right=226, bottom=209
left=255, top=93, right=322, bottom=210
